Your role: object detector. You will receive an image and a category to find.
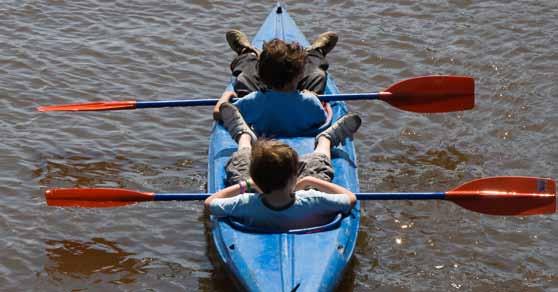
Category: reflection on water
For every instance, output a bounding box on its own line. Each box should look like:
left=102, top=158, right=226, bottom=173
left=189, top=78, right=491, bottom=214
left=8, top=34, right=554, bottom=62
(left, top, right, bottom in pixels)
left=44, top=238, right=149, bottom=285
left=33, top=152, right=202, bottom=192
left=35, top=155, right=132, bottom=188
left=374, top=144, right=472, bottom=171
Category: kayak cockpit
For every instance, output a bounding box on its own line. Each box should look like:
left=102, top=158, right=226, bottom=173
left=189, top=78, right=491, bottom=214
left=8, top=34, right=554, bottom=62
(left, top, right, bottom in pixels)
left=224, top=213, right=343, bottom=234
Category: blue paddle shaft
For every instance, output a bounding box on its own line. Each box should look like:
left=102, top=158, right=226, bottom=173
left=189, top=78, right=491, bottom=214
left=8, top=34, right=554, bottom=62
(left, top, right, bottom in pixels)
left=135, top=93, right=383, bottom=108
left=321, top=93, right=383, bottom=102
left=356, top=192, right=446, bottom=200
left=154, top=193, right=210, bottom=201
left=153, top=192, right=446, bottom=201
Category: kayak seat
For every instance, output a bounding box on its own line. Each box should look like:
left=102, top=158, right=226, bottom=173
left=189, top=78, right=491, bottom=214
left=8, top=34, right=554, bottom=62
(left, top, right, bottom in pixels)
left=225, top=213, right=343, bottom=234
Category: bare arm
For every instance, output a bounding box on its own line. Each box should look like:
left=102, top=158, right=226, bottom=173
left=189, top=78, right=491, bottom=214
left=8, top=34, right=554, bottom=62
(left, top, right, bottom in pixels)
left=204, top=178, right=261, bottom=210
left=213, top=91, right=237, bottom=121
left=294, top=176, right=357, bottom=206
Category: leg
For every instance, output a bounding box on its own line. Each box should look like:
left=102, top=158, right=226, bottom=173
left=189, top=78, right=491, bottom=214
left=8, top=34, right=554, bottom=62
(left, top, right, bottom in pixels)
left=297, top=49, right=329, bottom=94
left=220, top=102, right=257, bottom=186
left=315, top=113, right=362, bottom=147
left=230, top=53, right=267, bottom=97
left=314, top=135, right=331, bottom=159
left=230, top=52, right=258, bottom=77
left=297, top=151, right=334, bottom=182
left=299, top=112, right=362, bottom=182
left=297, top=31, right=338, bottom=93
left=219, top=102, right=257, bottom=143
left=226, top=146, right=252, bottom=186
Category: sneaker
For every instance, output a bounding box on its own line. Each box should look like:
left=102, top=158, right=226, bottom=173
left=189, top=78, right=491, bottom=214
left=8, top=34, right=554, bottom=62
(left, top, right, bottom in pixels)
left=226, top=30, right=259, bottom=56
left=306, top=31, right=338, bottom=56
left=219, top=102, right=257, bottom=143
left=316, top=113, right=361, bottom=146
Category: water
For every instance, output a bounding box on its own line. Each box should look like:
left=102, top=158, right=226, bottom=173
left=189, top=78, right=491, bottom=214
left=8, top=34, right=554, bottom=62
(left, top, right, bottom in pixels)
left=1, top=1, right=557, bottom=291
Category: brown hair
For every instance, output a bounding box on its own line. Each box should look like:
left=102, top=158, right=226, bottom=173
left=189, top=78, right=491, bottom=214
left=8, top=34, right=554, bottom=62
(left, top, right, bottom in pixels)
left=249, top=139, right=298, bottom=193
left=257, top=39, right=306, bottom=89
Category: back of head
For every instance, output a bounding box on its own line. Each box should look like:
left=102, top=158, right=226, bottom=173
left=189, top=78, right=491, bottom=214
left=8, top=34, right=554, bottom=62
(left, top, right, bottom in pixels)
left=257, top=39, right=305, bottom=89
left=250, top=139, right=298, bottom=193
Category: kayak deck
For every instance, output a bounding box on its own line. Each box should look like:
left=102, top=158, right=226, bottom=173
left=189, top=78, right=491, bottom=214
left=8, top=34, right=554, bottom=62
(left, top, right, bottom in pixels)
left=207, top=3, right=360, bottom=291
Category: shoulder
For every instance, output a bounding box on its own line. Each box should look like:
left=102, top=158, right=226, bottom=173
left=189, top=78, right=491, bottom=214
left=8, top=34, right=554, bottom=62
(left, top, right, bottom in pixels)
left=222, top=192, right=260, bottom=204
left=208, top=193, right=264, bottom=217
left=294, top=190, right=352, bottom=214
left=298, top=91, right=326, bottom=114
left=295, top=189, right=350, bottom=204
left=234, top=92, right=260, bottom=105
left=209, top=193, right=259, bottom=211
left=233, top=92, right=264, bottom=114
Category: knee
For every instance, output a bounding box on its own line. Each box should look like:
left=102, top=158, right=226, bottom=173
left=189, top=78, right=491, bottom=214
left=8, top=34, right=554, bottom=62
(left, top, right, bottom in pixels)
left=299, top=70, right=327, bottom=94
left=309, top=70, right=326, bottom=82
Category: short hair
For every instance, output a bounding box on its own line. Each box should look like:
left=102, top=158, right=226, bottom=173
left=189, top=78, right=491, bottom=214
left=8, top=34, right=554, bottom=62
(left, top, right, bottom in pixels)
left=250, top=140, right=298, bottom=193
left=257, top=39, right=306, bottom=89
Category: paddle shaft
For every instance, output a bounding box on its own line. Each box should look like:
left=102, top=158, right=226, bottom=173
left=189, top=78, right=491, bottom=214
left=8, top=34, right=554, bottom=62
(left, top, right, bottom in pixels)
left=45, top=176, right=556, bottom=215
left=154, top=193, right=209, bottom=201
left=37, top=75, right=474, bottom=112
left=134, top=93, right=390, bottom=108
left=154, top=191, right=553, bottom=201
left=357, top=192, right=445, bottom=200
left=151, top=192, right=447, bottom=201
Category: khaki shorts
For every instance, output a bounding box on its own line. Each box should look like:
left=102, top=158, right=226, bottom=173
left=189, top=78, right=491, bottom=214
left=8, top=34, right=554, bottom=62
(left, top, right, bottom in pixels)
left=225, top=147, right=334, bottom=186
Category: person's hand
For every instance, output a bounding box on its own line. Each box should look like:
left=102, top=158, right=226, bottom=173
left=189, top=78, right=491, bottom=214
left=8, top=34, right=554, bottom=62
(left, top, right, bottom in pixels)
left=213, top=91, right=237, bottom=121
left=220, top=90, right=237, bottom=102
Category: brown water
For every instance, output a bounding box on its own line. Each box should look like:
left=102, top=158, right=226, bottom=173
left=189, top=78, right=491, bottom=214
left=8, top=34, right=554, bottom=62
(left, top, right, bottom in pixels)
left=1, top=1, right=557, bottom=291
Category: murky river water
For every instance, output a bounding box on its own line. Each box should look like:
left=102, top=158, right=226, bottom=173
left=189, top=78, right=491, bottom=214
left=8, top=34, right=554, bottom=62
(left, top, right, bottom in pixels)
left=1, top=0, right=557, bottom=291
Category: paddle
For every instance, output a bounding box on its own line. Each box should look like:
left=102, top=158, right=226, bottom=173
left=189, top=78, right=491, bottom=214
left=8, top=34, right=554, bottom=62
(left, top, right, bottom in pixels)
left=37, top=75, right=474, bottom=113
left=45, top=176, right=555, bottom=216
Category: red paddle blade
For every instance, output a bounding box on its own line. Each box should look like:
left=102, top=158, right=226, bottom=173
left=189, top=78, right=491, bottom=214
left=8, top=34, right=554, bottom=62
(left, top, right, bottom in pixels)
left=381, top=75, right=475, bottom=113
left=446, top=176, right=556, bottom=216
left=45, top=188, right=155, bottom=208
left=37, top=101, right=137, bottom=112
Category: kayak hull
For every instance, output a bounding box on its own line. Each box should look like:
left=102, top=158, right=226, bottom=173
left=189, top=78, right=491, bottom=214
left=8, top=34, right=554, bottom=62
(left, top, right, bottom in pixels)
left=207, top=3, right=360, bottom=291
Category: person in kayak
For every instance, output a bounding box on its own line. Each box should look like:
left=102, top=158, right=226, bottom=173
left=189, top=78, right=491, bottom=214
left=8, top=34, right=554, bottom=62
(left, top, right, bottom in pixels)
left=224, top=29, right=335, bottom=96
left=212, top=30, right=338, bottom=137
left=205, top=102, right=360, bottom=230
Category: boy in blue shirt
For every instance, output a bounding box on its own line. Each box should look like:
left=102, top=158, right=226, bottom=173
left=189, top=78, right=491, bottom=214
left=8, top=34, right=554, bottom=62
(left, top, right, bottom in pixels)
left=213, top=31, right=338, bottom=137
left=205, top=102, right=361, bottom=231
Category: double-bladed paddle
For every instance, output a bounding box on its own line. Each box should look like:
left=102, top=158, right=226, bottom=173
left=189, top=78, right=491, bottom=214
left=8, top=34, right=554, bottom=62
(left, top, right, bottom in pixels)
left=45, top=176, right=556, bottom=216
left=37, top=75, right=474, bottom=114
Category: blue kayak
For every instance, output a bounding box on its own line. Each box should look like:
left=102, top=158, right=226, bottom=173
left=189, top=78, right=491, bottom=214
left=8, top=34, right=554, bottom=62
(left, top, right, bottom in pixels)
left=207, top=3, right=360, bottom=291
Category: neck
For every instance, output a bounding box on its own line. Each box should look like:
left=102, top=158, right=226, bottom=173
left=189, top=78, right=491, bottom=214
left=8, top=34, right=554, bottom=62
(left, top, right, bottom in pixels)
left=272, top=79, right=299, bottom=92
left=262, top=187, right=295, bottom=209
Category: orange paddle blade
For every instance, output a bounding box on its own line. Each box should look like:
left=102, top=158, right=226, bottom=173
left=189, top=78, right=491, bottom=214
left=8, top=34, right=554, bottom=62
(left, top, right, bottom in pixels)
left=45, top=188, right=155, bottom=208
left=446, top=176, right=556, bottom=216
left=382, top=75, right=475, bottom=113
left=37, top=101, right=137, bottom=112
